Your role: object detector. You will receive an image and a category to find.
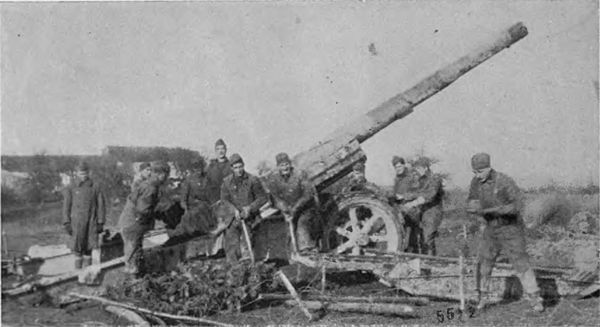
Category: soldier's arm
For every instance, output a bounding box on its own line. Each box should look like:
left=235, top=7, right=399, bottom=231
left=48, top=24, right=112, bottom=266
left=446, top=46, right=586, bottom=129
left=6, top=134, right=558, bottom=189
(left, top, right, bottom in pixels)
left=62, top=187, right=72, bottom=226
left=180, top=180, right=190, bottom=210
left=292, top=172, right=313, bottom=213
left=482, top=176, right=522, bottom=216
left=220, top=180, right=236, bottom=209
left=135, top=184, right=158, bottom=218
left=248, top=177, right=268, bottom=215
left=417, top=177, right=442, bottom=205
left=467, top=178, right=478, bottom=200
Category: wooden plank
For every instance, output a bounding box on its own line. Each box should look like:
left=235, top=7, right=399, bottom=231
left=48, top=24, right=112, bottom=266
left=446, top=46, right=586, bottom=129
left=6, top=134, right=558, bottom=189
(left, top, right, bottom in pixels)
left=284, top=300, right=416, bottom=317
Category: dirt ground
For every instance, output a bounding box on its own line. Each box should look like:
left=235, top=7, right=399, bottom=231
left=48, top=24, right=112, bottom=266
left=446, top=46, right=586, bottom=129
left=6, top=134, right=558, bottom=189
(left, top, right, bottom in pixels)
left=2, top=197, right=599, bottom=326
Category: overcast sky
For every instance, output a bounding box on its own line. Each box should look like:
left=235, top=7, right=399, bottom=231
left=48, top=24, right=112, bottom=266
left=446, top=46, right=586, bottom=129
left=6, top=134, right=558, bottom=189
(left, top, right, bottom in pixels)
left=1, top=0, right=598, bottom=188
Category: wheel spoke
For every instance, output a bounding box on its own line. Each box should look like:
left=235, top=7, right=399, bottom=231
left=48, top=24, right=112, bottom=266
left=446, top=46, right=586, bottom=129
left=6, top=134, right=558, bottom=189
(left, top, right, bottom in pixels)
left=348, top=207, right=359, bottom=230
left=335, top=227, right=351, bottom=239
left=335, top=240, right=356, bottom=254
left=360, top=215, right=381, bottom=234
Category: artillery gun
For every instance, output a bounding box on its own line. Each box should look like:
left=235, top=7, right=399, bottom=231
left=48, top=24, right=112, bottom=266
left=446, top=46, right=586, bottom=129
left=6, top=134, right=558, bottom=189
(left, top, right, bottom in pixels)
left=271, top=22, right=528, bottom=256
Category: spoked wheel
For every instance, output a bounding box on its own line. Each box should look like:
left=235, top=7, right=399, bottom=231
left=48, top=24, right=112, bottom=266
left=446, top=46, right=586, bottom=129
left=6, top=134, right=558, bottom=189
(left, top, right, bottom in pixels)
left=326, top=192, right=406, bottom=255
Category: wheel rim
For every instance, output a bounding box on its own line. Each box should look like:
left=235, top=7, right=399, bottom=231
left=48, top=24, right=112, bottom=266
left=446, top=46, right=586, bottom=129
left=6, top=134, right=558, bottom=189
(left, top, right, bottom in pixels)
left=329, top=196, right=401, bottom=255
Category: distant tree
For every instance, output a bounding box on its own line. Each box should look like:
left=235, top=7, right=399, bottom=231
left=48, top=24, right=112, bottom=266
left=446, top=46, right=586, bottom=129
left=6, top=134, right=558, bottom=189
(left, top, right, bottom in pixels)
left=408, top=154, right=450, bottom=183
left=24, top=151, right=61, bottom=204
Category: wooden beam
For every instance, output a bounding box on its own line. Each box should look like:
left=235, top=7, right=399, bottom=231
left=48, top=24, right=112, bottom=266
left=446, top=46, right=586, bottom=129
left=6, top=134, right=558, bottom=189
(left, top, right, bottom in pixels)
left=284, top=300, right=416, bottom=317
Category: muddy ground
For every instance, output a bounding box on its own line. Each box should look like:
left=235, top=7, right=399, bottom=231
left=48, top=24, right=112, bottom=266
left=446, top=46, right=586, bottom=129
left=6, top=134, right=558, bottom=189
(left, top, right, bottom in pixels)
left=2, top=197, right=599, bottom=326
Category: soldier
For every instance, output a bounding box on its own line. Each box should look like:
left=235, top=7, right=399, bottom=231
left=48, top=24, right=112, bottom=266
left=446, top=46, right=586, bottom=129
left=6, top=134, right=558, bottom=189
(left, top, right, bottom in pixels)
left=176, top=158, right=212, bottom=236
left=266, top=153, right=317, bottom=254
left=407, top=157, right=444, bottom=255
left=206, top=139, right=233, bottom=204
left=466, top=153, right=543, bottom=312
left=220, top=153, right=267, bottom=262
left=390, top=156, right=420, bottom=253
left=118, top=161, right=170, bottom=275
left=62, top=161, right=106, bottom=269
left=131, top=162, right=151, bottom=192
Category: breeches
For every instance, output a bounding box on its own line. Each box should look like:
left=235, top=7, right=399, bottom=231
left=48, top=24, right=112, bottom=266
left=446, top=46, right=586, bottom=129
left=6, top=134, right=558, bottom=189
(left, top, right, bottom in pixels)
left=477, top=224, right=539, bottom=295
left=122, top=222, right=151, bottom=270
left=296, top=211, right=316, bottom=251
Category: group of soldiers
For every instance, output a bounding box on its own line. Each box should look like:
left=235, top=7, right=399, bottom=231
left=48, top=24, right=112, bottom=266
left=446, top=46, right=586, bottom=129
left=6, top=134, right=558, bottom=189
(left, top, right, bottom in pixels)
left=61, top=140, right=544, bottom=312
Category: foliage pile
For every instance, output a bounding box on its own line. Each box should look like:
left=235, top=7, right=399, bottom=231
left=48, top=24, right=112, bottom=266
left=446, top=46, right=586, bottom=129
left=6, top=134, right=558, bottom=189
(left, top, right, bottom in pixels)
left=107, top=260, right=278, bottom=317
left=526, top=225, right=598, bottom=269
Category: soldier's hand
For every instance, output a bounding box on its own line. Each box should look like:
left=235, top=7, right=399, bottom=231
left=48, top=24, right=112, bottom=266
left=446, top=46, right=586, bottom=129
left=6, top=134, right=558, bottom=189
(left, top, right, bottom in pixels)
left=395, top=194, right=405, bottom=201
left=241, top=206, right=251, bottom=219
left=64, top=224, right=73, bottom=236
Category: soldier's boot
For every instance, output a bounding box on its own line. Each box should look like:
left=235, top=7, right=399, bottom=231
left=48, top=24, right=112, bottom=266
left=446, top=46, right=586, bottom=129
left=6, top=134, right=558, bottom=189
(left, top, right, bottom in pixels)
left=74, top=256, right=83, bottom=270
left=82, top=255, right=92, bottom=268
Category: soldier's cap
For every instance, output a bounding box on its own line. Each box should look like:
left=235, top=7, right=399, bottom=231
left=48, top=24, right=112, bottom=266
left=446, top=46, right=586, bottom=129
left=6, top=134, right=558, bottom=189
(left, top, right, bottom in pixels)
left=229, top=153, right=244, bottom=166
left=413, top=156, right=432, bottom=168
left=275, top=152, right=292, bottom=165
left=76, top=161, right=90, bottom=172
left=139, top=162, right=151, bottom=170
left=353, top=161, right=365, bottom=172
left=471, top=153, right=491, bottom=170
left=392, top=156, right=405, bottom=167
left=215, top=138, right=227, bottom=149
left=151, top=161, right=171, bottom=174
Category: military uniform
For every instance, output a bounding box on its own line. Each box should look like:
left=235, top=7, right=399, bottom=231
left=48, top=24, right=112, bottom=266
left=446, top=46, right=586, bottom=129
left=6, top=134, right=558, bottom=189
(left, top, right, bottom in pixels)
left=206, top=158, right=232, bottom=204
left=411, top=171, right=444, bottom=255
left=175, top=173, right=213, bottom=236
left=220, top=170, right=267, bottom=262
left=468, top=167, right=541, bottom=309
left=118, top=178, right=161, bottom=274
left=62, top=178, right=106, bottom=268
left=265, top=168, right=316, bottom=252
left=392, top=170, right=420, bottom=252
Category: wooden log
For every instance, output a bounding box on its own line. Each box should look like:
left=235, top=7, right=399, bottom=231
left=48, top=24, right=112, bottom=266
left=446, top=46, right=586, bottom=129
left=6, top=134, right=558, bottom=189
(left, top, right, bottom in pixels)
left=105, top=305, right=151, bottom=327
left=275, top=270, right=313, bottom=320
left=284, top=300, right=415, bottom=317
left=3, top=256, right=125, bottom=297
left=320, top=265, right=326, bottom=293
left=259, top=293, right=430, bottom=306
left=364, top=250, right=573, bottom=275
left=68, top=293, right=233, bottom=327
left=240, top=221, right=255, bottom=264
left=459, top=224, right=466, bottom=312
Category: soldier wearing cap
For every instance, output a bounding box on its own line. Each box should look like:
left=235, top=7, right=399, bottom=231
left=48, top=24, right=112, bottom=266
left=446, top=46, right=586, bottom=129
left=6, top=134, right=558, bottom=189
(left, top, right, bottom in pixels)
left=467, top=153, right=543, bottom=312
left=265, top=152, right=317, bottom=254
left=405, top=156, right=444, bottom=255
left=206, top=139, right=233, bottom=204
left=62, top=161, right=106, bottom=269
left=118, top=161, right=170, bottom=275
left=131, top=162, right=151, bottom=192
left=389, top=156, right=420, bottom=252
left=220, top=153, right=267, bottom=262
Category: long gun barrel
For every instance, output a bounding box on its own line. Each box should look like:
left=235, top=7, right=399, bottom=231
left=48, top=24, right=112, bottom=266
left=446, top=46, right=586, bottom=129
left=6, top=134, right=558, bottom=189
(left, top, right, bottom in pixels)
left=294, top=22, right=528, bottom=190
left=330, top=22, right=528, bottom=144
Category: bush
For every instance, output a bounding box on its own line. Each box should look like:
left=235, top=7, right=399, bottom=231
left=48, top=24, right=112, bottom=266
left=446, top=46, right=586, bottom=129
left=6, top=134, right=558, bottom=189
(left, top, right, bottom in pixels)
left=1, top=185, right=24, bottom=206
